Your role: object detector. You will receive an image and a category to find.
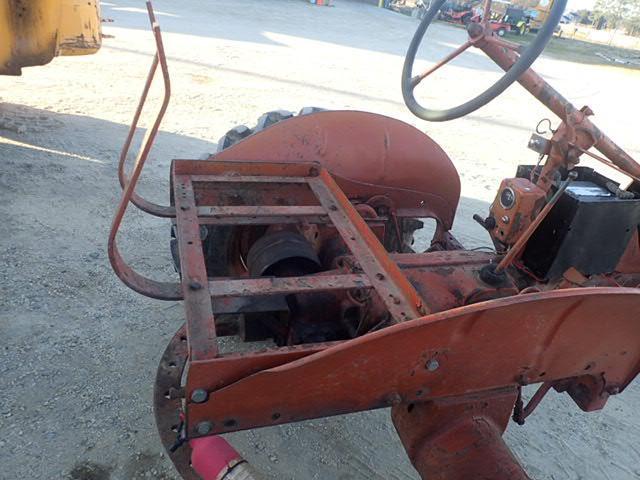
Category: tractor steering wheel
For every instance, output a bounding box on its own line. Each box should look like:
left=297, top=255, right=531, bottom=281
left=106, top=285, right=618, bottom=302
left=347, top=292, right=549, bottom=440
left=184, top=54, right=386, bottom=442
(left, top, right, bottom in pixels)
left=402, top=0, right=567, bottom=122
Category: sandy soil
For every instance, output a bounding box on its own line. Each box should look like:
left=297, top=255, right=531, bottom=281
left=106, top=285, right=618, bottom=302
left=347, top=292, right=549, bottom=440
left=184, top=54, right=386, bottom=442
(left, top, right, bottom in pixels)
left=1, top=1, right=639, bottom=479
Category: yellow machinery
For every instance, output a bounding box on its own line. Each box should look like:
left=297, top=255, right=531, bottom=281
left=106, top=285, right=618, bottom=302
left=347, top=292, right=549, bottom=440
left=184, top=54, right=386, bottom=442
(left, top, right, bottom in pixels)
left=0, top=0, right=101, bottom=75
left=493, top=0, right=553, bottom=31
left=528, top=0, right=553, bottom=31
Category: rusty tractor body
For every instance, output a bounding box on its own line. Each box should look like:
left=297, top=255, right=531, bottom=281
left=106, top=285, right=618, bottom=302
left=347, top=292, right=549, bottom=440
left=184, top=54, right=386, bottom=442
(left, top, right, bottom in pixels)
left=109, top=2, right=640, bottom=479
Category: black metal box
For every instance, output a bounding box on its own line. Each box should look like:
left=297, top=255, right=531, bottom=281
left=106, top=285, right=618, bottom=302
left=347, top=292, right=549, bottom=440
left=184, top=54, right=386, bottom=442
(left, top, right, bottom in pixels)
left=522, top=168, right=640, bottom=280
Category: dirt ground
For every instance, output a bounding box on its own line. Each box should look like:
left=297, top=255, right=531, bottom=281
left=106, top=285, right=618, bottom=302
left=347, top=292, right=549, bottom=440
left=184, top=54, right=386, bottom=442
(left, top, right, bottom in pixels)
left=1, top=1, right=640, bottom=479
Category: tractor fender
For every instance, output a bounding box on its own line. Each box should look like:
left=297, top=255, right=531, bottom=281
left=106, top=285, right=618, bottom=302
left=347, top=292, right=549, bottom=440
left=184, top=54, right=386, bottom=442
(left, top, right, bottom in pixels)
left=213, top=110, right=461, bottom=230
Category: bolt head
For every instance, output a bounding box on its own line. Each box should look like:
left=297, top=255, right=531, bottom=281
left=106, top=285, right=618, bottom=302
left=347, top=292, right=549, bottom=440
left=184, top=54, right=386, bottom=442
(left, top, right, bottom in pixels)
left=195, top=421, right=213, bottom=436
left=426, top=359, right=440, bottom=371
left=190, top=388, right=208, bottom=404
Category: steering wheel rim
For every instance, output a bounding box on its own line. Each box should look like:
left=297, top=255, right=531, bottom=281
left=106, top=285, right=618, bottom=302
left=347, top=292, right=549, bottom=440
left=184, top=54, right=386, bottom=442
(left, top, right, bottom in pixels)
left=402, top=0, right=567, bottom=122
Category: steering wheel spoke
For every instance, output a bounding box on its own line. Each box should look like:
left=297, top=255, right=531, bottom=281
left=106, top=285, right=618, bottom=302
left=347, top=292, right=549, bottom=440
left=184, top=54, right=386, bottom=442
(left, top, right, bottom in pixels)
left=411, top=39, right=475, bottom=89
left=482, top=34, right=522, bottom=52
left=402, top=0, right=567, bottom=122
left=481, top=0, right=492, bottom=27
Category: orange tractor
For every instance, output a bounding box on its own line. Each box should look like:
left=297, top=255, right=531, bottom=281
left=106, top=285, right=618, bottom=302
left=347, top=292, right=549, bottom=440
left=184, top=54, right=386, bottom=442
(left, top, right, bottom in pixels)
left=110, top=1, right=640, bottom=479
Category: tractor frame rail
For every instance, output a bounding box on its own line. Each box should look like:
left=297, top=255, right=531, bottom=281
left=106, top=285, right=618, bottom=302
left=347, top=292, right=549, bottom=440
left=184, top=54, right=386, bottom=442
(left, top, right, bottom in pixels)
left=170, top=160, right=425, bottom=361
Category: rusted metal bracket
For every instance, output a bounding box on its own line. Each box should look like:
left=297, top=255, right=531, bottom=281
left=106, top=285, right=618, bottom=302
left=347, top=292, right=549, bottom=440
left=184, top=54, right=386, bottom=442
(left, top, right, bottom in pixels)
left=165, top=160, right=426, bottom=359
left=307, top=170, right=424, bottom=320
left=184, top=288, right=640, bottom=437
left=512, top=382, right=553, bottom=425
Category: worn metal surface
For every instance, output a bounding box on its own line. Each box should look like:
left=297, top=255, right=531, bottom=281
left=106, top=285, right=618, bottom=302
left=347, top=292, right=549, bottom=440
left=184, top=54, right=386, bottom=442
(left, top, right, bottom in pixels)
left=489, top=178, right=546, bottom=246
left=307, top=171, right=424, bottom=321
left=173, top=175, right=218, bottom=361
left=154, top=324, right=198, bottom=480
left=0, top=0, right=101, bottom=75
left=185, top=288, right=640, bottom=436
left=513, top=382, right=553, bottom=425
left=198, top=205, right=329, bottom=225
left=406, top=17, right=640, bottom=254
left=168, top=160, right=425, bottom=353
left=208, top=273, right=371, bottom=298
left=495, top=172, right=576, bottom=272
left=184, top=249, right=517, bottom=387
left=212, top=111, right=461, bottom=230
left=392, top=388, right=531, bottom=480
left=146, top=150, right=639, bottom=478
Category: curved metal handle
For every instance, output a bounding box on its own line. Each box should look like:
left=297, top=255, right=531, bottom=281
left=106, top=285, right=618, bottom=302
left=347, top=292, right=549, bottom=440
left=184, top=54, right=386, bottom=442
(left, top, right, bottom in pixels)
left=108, top=1, right=183, bottom=300
left=117, top=54, right=176, bottom=218
left=117, top=3, right=176, bottom=218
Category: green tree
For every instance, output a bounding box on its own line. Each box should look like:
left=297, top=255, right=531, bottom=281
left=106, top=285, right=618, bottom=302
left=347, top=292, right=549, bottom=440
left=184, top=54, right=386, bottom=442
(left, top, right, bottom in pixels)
left=593, top=0, right=639, bottom=31
left=621, top=0, right=640, bottom=35
left=574, top=8, right=594, bottom=24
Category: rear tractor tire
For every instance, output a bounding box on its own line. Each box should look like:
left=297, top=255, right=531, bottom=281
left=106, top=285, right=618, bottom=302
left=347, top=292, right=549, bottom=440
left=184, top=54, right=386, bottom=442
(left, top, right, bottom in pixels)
left=216, top=107, right=326, bottom=153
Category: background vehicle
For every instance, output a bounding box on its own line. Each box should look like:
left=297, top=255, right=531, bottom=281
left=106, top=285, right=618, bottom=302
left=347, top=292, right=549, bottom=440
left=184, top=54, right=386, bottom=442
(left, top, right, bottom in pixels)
left=438, top=0, right=479, bottom=24
left=487, top=7, right=531, bottom=36
left=0, top=0, right=101, bottom=75
left=501, top=6, right=531, bottom=35
left=528, top=0, right=555, bottom=32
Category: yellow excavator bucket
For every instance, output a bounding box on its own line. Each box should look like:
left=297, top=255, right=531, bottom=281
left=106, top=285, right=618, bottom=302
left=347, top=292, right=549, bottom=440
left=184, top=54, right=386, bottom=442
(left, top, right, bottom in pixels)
left=0, top=0, right=101, bottom=75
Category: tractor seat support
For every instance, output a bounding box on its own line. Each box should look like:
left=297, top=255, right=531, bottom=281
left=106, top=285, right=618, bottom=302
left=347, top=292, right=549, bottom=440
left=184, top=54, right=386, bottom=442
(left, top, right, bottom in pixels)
left=171, top=160, right=425, bottom=361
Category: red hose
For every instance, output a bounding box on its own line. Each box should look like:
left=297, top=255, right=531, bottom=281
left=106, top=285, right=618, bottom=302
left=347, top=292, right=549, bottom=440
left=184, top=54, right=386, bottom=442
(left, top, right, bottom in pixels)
left=190, top=436, right=243, bottom=479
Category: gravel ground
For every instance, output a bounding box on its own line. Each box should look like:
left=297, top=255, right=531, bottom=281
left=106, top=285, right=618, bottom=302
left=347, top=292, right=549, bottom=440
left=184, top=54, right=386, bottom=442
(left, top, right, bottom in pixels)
left=1, top=1, right=639, bottom=479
